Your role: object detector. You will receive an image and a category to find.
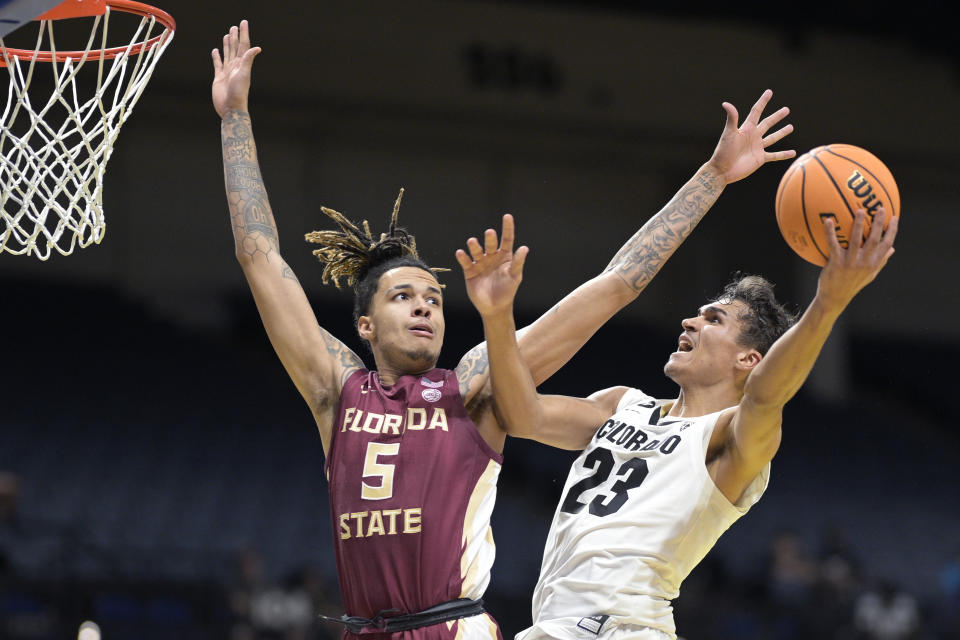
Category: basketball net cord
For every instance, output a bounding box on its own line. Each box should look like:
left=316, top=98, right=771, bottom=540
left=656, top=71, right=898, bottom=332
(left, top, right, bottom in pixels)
left=0, top=8, right=173, bottom=260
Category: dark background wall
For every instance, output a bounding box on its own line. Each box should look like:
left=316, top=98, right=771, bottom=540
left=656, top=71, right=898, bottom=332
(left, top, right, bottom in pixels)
left=1, top=2, right=958, bottom=639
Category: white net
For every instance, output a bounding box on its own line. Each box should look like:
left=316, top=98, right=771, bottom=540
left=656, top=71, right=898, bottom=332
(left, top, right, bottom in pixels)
left=0, top=6, right=173, bottom=260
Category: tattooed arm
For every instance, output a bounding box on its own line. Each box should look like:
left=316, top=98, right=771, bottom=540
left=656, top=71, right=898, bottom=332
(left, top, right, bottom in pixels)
left=457, top=90, right=796, bottom=412
left=213, top=21, right=361, bottom=454
left=455, top=167, right=723, bottom=404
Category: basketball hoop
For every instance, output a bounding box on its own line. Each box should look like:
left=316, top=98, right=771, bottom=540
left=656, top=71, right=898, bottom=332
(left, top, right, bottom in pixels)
left=0, top=0, right=175, bottom=260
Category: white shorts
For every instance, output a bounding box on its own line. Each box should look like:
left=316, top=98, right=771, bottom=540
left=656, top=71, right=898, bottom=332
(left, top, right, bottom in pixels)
left=517, top=617, right=674, bottom=640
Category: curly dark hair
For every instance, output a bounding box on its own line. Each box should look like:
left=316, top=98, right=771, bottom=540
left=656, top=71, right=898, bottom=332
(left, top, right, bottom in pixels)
left=714, top=274, right=796, bottom=355
left=305, top=188, right=447, bottom=344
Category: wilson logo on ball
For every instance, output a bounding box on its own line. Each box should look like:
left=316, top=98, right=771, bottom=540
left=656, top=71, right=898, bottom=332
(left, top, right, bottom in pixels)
left=775, top=144, right=900, bottom=266
left=847, top=171, right=883, bottom=217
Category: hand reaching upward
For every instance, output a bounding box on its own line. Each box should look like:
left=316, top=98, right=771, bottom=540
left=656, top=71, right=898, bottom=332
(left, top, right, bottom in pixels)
left=706, top=89, right=796, bottom=184
left=457, top=214, right=529, bottom=318
left=211, top=19, right=262, bottom=118
left=817, top=207, right=899, bottom=312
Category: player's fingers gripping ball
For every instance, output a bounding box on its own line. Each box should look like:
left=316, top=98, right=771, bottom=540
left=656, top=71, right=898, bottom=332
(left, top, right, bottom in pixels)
left=775, top=144, right=900, bottom=265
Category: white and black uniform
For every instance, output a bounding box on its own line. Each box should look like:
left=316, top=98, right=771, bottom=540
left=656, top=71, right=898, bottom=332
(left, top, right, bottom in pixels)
left=519, top=388, right=770, bottom=640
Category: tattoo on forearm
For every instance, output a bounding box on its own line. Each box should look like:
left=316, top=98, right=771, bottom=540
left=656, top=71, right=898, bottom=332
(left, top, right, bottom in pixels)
left=222, top=115, right=254, bottom=163
left=281, top=261, right=299, bottom=283
left=605, top=171, right=722, bottom=293
left=222, top=111, right=280, bottom=261
left=456, top=344, right=490, bottom=398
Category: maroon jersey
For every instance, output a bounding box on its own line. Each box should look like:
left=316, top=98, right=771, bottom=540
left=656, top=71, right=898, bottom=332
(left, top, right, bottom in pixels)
left=326, top=368, right=503, bottom=635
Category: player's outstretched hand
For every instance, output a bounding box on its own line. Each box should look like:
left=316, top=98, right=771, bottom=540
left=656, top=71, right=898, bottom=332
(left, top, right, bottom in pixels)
left=706, top=89, right=796, bottom=185
left=457, top=214, right=529, bottom=318
left=818, top=207, right=898, bottom=311
left=211, top=19, right=262, bottom=118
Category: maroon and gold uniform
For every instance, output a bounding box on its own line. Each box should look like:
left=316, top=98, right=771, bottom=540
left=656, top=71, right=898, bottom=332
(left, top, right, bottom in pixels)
left=326, top=368, right=503, bottom=639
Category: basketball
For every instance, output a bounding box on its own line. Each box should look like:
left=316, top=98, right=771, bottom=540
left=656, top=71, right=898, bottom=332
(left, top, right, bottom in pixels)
left=775, top=144, right=900, bottom=266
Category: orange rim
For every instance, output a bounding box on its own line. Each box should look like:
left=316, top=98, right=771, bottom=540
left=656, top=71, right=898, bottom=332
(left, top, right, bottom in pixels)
left=0, top=0, right=175, bottom=66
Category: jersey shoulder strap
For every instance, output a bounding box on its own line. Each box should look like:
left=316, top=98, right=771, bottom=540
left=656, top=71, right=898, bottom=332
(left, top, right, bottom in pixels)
left=615, top=387, right=658, bottom=412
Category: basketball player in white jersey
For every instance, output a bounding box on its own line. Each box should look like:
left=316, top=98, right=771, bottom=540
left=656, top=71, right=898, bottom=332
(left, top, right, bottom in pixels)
left=459, top=207, right=898, bottom=639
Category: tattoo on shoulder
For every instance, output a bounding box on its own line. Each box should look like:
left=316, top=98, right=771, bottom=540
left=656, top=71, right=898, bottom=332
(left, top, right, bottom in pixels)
left=456, top=344, right=489, bottom=398
left=320, top=328, right=364, bottom=388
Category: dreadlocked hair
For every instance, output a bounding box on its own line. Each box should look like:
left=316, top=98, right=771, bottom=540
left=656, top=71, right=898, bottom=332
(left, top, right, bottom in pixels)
left=307, top=188, right=432, bottom=287
left=305, top=188, right=448, bottom=347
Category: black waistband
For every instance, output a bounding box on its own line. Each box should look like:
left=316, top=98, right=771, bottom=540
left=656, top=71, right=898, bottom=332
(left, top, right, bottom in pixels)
left=320, top=598, right=486, bottom=634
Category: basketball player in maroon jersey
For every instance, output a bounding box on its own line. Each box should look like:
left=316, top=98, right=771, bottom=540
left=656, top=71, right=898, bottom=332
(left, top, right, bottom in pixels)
left=211, top=19, right=795, bottom=639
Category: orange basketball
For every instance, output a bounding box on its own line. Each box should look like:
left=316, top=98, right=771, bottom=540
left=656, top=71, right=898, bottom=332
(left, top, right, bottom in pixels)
left=775, top=144, right=900, bottom=266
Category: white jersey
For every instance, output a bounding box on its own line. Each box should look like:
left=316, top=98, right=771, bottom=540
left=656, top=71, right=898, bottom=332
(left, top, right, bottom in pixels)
left=521, top=388, right=769, bottom=640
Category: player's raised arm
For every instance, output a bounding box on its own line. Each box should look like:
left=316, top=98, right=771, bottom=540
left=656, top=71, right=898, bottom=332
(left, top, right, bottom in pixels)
left=458, top=218, right=628, bottom=449
left=720, top=208, right=899, bottom=496
left=455, top=90, right=796, bottom=403
left=457, top=216, right=540, bottom=434
left=212, top=21, right=362, bottom=452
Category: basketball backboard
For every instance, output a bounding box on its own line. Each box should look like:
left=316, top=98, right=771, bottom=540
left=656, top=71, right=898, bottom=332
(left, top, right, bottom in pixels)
left=0, top=0, right=62, bottom=38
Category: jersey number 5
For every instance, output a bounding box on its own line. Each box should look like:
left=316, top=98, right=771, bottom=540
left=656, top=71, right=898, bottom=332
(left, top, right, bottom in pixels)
left=362, top=442, right=399, bottom=500
left=559, top=447, right=648, bottom=516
